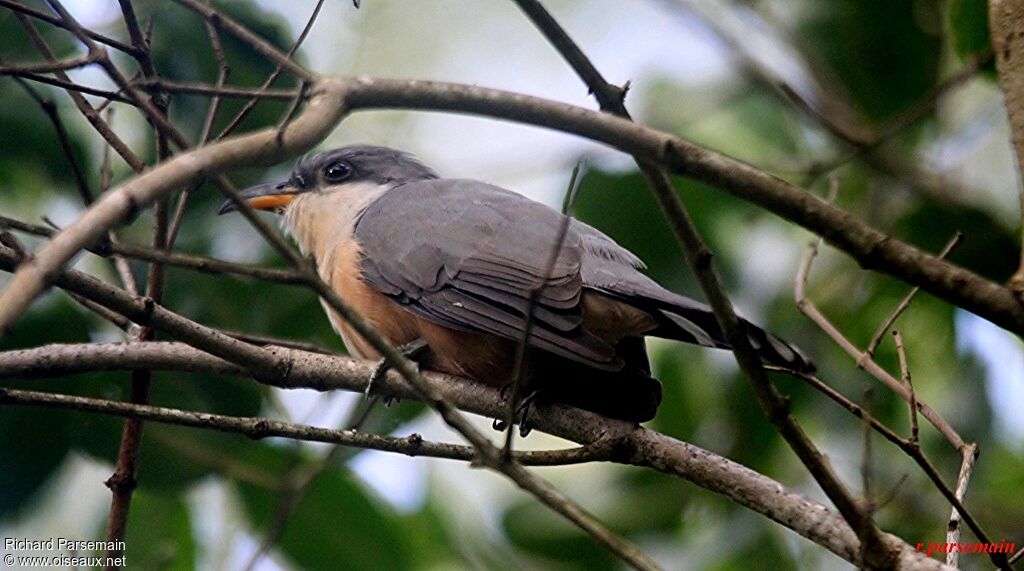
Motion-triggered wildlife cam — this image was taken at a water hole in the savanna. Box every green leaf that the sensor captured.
[0,298,101,517]
[233,444,414,571]
[123,490,197,571]
[950,0,991,60]
[503,498,616,570]
[797,0,943,122]
[0,406,75,518]
[73,370,264,494]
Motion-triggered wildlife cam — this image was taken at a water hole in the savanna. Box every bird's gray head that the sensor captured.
[219,145,439,214]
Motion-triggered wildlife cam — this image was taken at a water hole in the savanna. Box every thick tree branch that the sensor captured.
[991,0,1024,295]
[337,78,1024,335]
[2,77,1023,338]
[513,1,892,566]
[0,77,348,334]
[0,341,952,570]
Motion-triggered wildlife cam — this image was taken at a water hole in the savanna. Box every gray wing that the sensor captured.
[574,220,815,371]
[354,179,618,368]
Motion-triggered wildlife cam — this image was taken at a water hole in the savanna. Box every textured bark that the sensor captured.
[991,0,1024,291]
[0,341,951,570]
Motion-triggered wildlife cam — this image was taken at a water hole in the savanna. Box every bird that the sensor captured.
[220,145,813,424]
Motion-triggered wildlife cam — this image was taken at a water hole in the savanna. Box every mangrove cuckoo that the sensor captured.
[220,145,813,423]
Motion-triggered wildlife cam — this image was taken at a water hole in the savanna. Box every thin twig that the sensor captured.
[503,163,583,453]
[98,109,140,297]
[768,366,1010,570]
[0,215,306,285]
[15,14,147,172]
[166,3,231,245]
[212,0,325,140]
[241,396,379,571]
[43,0,189,153]
[2,67,132,103]
[68,292,140,334]
[795,234,965,450]
[892,331,919,446]
[861,387,874,515]
[514,1,894,566]
[945,443,978,568]
[103,0,173,561]
[865,233,963,357]
[222,330,336,355]
[12,78,94,205]
[0,54,97,75]
[274,80,309,146]
[13,75,138,298]
[133,78,300,101]
[0,0,142,56]
[0,388,615,467]
[171,0,315,82]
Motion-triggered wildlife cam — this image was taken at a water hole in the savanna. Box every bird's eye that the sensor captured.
[323,161,352,182]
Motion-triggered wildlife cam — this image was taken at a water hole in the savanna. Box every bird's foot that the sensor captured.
[366,338,430,406]
[492,387,541,437]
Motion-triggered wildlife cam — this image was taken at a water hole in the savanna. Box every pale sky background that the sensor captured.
[2,1,1023,570]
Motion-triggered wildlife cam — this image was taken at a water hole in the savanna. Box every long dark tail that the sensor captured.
[652,296,815,373]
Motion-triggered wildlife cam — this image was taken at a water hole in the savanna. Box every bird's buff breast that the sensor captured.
[285,191,516,383]
[321,243,517,384]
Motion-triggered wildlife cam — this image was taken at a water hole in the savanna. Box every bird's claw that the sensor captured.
[492,387,540,437]
[366,338,430,405]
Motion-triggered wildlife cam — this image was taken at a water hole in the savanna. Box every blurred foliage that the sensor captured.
[950,0,992,61]
[796,0,942,124]
[121,491,197,571]
[233,444,414,571]
[1,1,1022,570]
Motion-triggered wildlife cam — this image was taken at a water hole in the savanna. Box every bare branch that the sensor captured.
[0,340,955,569]
[166,2,231,246]
[503,162,583,452]
[170,0,314,82]
[15,13,147,171]
[768,367,1008,570]
[103,0,175,556]
[0,387,614,467]
[0,77,347,334]
[219,330,335,356]
[213,0,325,139]
[134,79,300,101]
[861,388,875,514]
[338,77,1024,336]
[865,233,963,357]
[0,54,97,75]
[2,75,1022,337]
[0,0,142,56]
[990,0,1024,296]
[12,78,95,205]
[945,444,979,568]
[513,1,894,566]
[2,68,132,103]
[795,235,965,450]
[892,331,919,446]
[0,214,306,285]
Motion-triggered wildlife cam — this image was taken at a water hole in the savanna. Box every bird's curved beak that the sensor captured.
[217,182,301,215]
